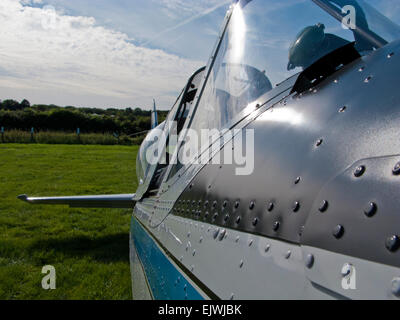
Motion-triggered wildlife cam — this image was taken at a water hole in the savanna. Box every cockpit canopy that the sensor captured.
[190,0,400,139]
[138,0,400,191]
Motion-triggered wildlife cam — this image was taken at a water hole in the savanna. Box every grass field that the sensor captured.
[0,144,139,299]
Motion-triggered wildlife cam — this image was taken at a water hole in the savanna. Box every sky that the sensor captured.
[0,0,231,110]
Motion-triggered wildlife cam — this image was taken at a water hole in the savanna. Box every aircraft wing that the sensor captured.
[17,194,136,209]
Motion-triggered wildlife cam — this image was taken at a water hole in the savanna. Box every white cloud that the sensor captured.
[0,0,204,109]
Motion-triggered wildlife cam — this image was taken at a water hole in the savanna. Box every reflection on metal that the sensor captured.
[258,108,303,125]
[229,5,246,64]
[17,194,136,208]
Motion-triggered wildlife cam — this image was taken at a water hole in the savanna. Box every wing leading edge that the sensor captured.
[17,194,136,209]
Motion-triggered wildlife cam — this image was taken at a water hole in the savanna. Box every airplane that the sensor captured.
[18,0,400,300]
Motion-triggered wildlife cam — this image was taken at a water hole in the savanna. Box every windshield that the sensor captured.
[189,0,400,142]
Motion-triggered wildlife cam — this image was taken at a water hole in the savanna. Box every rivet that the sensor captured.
[235,236,240,243]
[213,229,220,240]
[285,250,291,259]
[239,260,244,268]
[223,200,228,208]
[252,218,258,226]
[354,165,366,177]
[305,254,314,269]
[295,177,301,185]
[391,278,400,297]
[224,214,229,222]
[230,293,235,300]
[334,79,339,83]
[364,75,372,83]
[293,201,300,212]
[249,201,255,210]
[364,202,377,218]
[236,216,241,224]
[199,236,203,243]
[234,201,240,209]
[339,106,347,113]
[393,162,400,175]
[212,201,217,208]
[299,226,305,237]
[192,250,196,256]
[204,211,209,218]
[219,229,226,241]
[189,184,193,189]
[212,213,218,221]
[187,232,191,238]
[319,200,329,213]
[386,235,400,252]
[333,225,345,239]
[358,66,365,72]
[249,240,253,247]
[204,201,209,207]
[273,221,280,232]
[265,245,271,253]
[267,202,274,212]
[316,139,323,147]
[388,52,395,59]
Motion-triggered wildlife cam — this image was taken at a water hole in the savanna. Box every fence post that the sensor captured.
[1,127,4,143]
[77,128,81,143]
[114,132,120,145]
[30,127,34,142]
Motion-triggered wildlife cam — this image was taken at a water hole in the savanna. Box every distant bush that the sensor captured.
[0,130,146,146]
[0,99,168,136]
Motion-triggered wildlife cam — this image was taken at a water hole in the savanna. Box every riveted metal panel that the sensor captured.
[302,246,400,300]
[302,156,400,268]
[171,40,400,265]
[133,39,400,299]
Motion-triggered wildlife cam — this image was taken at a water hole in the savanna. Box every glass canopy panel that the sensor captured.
[189,0,400,145]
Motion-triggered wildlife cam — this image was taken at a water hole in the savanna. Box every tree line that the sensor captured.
[0,99,168,135]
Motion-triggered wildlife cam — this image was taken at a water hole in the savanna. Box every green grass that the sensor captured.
[0,144,139,299]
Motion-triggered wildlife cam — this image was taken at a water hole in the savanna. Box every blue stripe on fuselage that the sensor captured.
[131,217,204,300]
